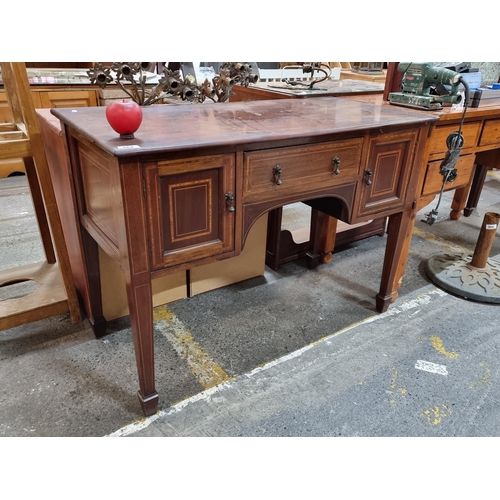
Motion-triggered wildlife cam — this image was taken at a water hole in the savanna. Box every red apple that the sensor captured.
[105,99,143,139]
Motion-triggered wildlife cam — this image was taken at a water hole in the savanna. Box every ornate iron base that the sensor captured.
[425,252,500,304]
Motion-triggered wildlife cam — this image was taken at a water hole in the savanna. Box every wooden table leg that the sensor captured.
[80,227,107,337]
[265,207,284,271]
[376,209,416,313]
[120,164,159,416]
[464,150,500,217]
[464,164,488,217]
[126,272,158,417]
[450,185,471,220]
[306,209,338,269]
[318,214,338,265]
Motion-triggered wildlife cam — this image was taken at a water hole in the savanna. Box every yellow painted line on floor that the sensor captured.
[388,367,407,405]
[429,335,460,359]
[108,288,449,437]
[412,226,470,254]
[469,362,491,390]
[420,404,452,426]
[153,305,231,389]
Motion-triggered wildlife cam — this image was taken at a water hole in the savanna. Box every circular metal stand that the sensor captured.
[426,253,500,303]
[425,211,500,304]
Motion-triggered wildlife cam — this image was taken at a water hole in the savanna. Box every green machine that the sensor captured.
[389,63,471,225]
[388,62,465,110]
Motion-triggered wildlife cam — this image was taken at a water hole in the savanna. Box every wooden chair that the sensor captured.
[0,62,81,329]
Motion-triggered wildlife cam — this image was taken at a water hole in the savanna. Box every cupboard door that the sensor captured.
[145,154,236,269]
[358,130,417,217]
[38,90,98,108]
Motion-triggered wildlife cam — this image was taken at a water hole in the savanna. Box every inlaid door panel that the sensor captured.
[357,130,417,217]
[145,154,235,269]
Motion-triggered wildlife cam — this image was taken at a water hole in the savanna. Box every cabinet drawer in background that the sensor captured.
[1,90,41,122]
[421,154,476,197]
[479,119,500,147]
[428,122,481,156]
[243,138,363,202]
[38,90,98,108]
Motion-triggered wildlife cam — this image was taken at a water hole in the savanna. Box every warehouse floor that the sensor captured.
[1,172,500,439]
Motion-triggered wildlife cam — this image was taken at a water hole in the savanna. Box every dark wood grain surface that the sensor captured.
[344,93,500,122]
[52,98,437,157]
[231,78,385,100]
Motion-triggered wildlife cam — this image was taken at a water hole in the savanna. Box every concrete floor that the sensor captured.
[1,172,500,438]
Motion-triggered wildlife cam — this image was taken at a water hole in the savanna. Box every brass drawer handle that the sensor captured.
[332,156,340,175]
[225,192,235,212]
[273,165,282,185]
[364,169,373,185]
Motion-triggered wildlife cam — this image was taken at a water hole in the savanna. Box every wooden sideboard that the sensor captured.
[52,98,437,416]
[0,87,98,122]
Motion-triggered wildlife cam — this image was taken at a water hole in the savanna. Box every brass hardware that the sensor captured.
[273,165,283,185]
[364,168,373,185]
[332,156,341,175]
[225,192,235,212]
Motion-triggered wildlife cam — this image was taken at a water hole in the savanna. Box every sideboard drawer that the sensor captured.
[243,138,363,202]
[428,121,481,155]
[421,154,476,197]
[479,119,500,147]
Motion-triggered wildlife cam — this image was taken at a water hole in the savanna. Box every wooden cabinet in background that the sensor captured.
[0,88,99,177]
[38,90,98,109]
[0,91,14,122]
[0,88,99,124]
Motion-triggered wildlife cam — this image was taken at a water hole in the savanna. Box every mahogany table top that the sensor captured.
[52,97,437,157]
